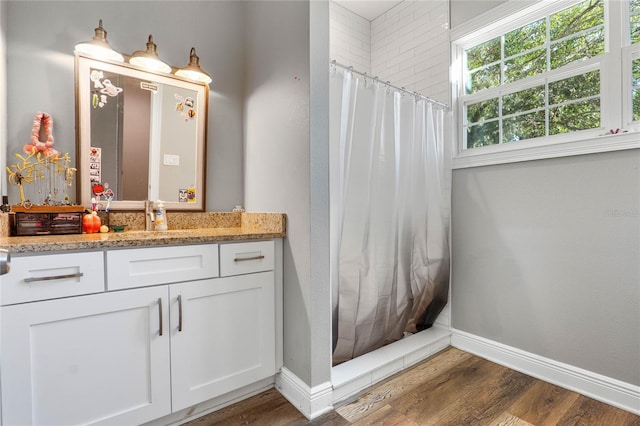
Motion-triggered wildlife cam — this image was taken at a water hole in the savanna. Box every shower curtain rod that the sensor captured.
[331,60,449,110]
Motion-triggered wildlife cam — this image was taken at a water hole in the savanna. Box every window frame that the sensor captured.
[451,0,640,169]
[623,47,640,126]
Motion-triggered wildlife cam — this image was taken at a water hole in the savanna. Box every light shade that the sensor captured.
[129,35,171,73]
[75,20,124,62]
[175,48,212,84]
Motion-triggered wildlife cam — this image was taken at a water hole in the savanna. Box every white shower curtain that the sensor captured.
[330,66,450,364]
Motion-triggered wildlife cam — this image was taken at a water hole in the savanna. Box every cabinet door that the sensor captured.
[170,272,276,411]
[1,287,171,426]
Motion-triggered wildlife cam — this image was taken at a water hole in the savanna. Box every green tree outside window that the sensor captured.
[462,0,605,148]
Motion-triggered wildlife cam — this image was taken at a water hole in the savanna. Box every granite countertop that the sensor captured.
[0,212,286,254]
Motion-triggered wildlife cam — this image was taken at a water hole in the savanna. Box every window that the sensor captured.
[634,56,640,120]
[452,0,640,167]
[632,0,640,44]
[630,0,640,121]
[466,70,601,147]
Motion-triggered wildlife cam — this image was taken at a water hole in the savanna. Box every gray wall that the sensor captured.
[308,0,332,388]
[5,1,245,211]
[0,1,6,195]
[243,0,331,387]
[451,150,640,385]
[449,0,640,388]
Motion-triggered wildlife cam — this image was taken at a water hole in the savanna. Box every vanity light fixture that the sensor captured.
[129,35,172,73]
[74,20,124,62]
[175,47,213,84]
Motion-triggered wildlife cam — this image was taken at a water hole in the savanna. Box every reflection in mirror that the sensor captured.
[76,54,207,211]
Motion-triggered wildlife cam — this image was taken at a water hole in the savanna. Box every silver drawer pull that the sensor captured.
[24,272,84,283]
[177,295,183,332]
[233,255,265,262]
[158,298,163,336]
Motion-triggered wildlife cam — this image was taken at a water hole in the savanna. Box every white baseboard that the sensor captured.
[275,368,333,420]
[451,329,640,416]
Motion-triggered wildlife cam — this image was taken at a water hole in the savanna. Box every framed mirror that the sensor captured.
[75,54,207,210]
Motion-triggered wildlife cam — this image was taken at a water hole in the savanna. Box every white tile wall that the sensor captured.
[329,0,450,105]
[329,2,371,73]
[371,0,450,106]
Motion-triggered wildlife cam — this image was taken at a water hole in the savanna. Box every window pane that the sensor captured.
[634,57,640,120]
[632,14,640,45]
[549,98,600,135]
[549,71,600,105]
[467,121,499,148]
[550,0,604,41]
[504,19,546,57]
[467,98,499,124]
[550,27,604,69]
[467,64,500,94]
[502,85,545,116]
[465,37,501,71]
[503,111,546,142]
[504,48,546,83]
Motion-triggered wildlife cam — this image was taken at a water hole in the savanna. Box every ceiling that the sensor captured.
[332,0,405,21]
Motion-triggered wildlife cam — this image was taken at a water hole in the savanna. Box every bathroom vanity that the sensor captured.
[0,213,285,425]
[0,23,292,425]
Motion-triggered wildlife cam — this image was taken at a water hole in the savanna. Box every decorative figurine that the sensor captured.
[6,112,77,207]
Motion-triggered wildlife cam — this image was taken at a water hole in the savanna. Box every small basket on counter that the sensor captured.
[10,205,85,236]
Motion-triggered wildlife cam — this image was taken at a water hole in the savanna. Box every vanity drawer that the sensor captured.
[106,244,219,290]
[1,252,105,305]
[219,241,274,277]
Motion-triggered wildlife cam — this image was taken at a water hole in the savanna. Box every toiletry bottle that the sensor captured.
[154,201,168,231]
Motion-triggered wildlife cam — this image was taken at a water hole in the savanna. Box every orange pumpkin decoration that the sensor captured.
[83,212,102,233]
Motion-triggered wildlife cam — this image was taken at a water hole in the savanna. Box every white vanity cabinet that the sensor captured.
[109,241,277,412]
[170,271,275,411]
[1,286,172,426]
[1,240,281,426]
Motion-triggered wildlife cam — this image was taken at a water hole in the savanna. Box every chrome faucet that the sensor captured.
[0,248,10,275]
[144,200,155,231]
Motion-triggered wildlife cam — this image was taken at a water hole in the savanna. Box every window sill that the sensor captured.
[452,131,640,169]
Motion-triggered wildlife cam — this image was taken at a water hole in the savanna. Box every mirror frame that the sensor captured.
[75,53,208,211]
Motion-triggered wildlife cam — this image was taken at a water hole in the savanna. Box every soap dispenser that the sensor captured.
[154,201,168,231]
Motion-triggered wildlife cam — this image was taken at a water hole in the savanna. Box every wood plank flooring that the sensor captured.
[184,347,640,426]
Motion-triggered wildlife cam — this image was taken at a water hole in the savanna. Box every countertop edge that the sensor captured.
[5,233,285,254]
[0,213,287,253]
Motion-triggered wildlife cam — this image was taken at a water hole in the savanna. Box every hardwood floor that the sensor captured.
[184,347,640,426]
